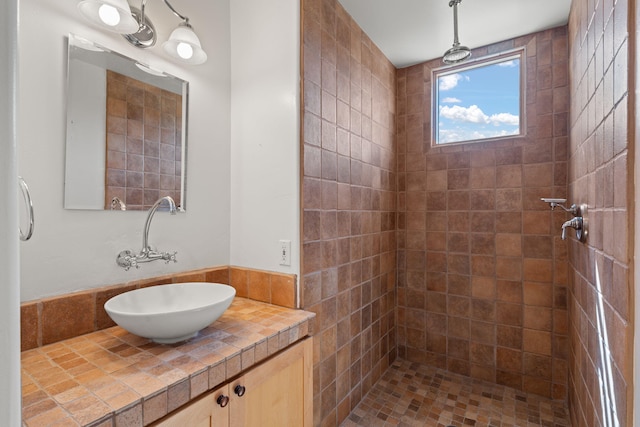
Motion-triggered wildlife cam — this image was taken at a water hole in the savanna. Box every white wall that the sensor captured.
[18,0,232,301]
[18,0,302,301]
[229,0,301,278]
[1,0,22,423]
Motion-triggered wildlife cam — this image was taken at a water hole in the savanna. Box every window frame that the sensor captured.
[431,47,526,147]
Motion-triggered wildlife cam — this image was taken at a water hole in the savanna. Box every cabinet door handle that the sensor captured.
[234,385,246,397]
[216,395,229,407]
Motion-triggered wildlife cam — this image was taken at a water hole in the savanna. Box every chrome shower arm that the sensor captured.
[450,0,461,46]
[443,0,470,64]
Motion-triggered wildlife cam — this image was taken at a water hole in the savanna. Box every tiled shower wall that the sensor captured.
[301,0,397,425]
[105,71,182,210]
[567,0,633,425]
[396,28,570,400]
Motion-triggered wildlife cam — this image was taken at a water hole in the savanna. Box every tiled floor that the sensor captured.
[341,359,570,427]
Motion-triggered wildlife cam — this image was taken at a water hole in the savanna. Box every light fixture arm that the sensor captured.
[138,0,189,28]
[139,0,147,26]
[161,0,189,23]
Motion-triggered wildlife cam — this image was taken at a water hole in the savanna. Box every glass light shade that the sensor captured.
[77,0,139,34]
[162,24,207,65]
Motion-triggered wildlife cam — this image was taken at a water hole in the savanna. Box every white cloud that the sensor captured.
[439,104,519,126]
[438,74,464,91]
[441,97,461,103]
[439,104,487,123]
[497,60,518,67]
[488,112,519,126]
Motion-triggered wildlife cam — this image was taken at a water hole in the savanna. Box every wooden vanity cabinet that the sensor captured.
[153,337,312,427]
[228,336,311,427]
[153,384,229,427]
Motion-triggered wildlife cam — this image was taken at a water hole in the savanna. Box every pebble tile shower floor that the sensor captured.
[340,359,570,427]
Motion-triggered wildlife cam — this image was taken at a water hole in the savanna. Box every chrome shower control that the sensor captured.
[542,198,587,243]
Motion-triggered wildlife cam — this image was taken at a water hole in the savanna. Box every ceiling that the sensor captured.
[337,0,572,68]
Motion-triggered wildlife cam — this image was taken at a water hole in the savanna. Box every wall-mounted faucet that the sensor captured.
[541,198,587,242]
[561,217,583,240]
[116,196,178,270]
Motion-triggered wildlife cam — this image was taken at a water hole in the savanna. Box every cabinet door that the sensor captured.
[229,338,312,427]
[154,384,229,427]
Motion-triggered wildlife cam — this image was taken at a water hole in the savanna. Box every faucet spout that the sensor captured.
[142,196,177,253]
[116,195,179,270]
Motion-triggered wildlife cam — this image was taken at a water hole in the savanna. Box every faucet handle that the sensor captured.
[117,250,134,270]
[561,217,583,241]
[165,251,178,264]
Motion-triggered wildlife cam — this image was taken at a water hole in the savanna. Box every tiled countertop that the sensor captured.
[21,297,315,427]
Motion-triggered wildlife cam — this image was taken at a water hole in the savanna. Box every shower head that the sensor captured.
[443,0,471,65]
[443,43,471,64]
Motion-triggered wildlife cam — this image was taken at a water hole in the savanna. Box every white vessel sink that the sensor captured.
[104,282,236,344]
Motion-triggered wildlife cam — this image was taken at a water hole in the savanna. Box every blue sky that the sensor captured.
[436,56,521,144]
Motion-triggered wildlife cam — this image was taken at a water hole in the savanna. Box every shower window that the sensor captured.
[432,49,525,146]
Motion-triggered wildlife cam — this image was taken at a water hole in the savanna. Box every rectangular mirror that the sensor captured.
[64,34,188,211]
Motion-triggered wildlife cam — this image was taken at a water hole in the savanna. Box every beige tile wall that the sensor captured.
[567,0,633,425]
[105,71,182,210]
[301,0,397,425]
[395,28,570,400]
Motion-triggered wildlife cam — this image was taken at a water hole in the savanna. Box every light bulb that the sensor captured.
[98,3,120,26]
[176,42,193,59]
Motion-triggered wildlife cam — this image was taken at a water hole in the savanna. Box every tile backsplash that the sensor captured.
[20,266,297,351]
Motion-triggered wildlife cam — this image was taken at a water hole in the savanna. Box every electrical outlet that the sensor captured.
[279,239,291,266]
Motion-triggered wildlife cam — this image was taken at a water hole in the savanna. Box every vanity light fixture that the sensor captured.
[77,0,207,65]
[442,0,471,65]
